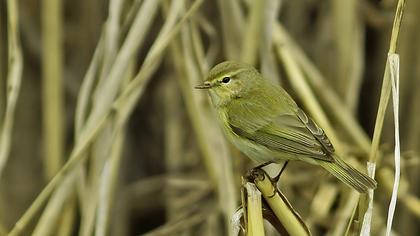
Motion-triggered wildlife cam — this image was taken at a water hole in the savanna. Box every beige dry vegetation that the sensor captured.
[0,0,419,235]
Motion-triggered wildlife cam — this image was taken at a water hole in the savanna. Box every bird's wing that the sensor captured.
[295,108,335,154]
[230,109,334,162]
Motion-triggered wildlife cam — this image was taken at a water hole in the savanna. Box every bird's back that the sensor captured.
[219,80,332,163]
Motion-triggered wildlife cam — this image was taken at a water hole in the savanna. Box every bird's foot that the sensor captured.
[244,161,289,187]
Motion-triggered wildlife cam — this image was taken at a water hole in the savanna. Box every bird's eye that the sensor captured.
[221,77,231,83]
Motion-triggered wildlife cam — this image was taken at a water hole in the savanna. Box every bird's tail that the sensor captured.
[318,155,377,193]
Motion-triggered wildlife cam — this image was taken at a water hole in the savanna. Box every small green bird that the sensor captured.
[195,61,376,193]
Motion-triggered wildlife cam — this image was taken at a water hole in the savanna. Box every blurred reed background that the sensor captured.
[0,0,419,235]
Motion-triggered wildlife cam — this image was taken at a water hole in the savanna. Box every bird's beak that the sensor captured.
[194,82,212,89]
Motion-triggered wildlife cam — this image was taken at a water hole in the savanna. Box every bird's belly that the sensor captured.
[229,134,291,164]
[218,109,303,164]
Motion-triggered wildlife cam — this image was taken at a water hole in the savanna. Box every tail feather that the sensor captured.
[319,155,377,193]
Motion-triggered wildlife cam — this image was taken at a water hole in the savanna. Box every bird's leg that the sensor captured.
[272,161,289,183]
[254,161,273,170]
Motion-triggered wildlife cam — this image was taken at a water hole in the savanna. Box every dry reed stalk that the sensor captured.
[0,0,23,180]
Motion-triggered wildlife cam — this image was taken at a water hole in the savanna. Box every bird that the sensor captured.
[195,61,376,193]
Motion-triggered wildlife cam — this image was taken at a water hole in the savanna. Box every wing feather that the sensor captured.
[296,108,335,153]
[230,112,333,162]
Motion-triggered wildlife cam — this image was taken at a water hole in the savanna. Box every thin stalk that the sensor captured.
[360,162,376,235]
[360,2,405,236]
[0,3,5,121]
[95,129,125,236]
[75,35,104,136]
[331,0,364,113]
[8,114,110,236]
[143,206,213,236]
[32,173,77,236]
[245,183,265,236]
[368,0,406,163]
[0,0,23,179]
[97,0,123,86]
[216,0,244,60]
[259,0,281,85]
[41,0,65,180]
[88,0,161,131]
[378,167,420,219]
[112,0,204,115]
[94,56,133,236]
[385,53,401,236]
[56,198,76,236]
[241,0,265,65]
[329,190,360,236]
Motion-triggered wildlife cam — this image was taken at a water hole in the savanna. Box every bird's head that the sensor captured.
[195,61,261,107]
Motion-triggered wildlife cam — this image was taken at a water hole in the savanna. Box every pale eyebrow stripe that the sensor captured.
[214,68,248,81]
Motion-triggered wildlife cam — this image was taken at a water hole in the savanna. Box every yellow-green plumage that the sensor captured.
[196,61,377,193]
